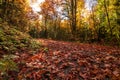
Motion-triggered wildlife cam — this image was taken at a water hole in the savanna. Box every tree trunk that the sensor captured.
[104,0,112,36]
[70,0,77,36]
[44,17,48,38]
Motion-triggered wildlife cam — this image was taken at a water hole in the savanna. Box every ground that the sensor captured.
[15,39,120,80]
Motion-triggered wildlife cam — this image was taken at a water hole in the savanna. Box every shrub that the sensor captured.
[0,22,41,54]
[0,55,18,79]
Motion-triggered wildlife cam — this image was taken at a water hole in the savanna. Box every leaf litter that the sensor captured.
[16,39,120,80]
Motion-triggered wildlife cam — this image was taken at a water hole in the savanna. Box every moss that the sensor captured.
[0,22,41,54]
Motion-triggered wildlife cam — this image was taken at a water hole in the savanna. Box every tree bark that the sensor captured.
[70,0,77,35]
[104,0,112,36]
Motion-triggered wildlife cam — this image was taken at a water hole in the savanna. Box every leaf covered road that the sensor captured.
[18,39,120,80]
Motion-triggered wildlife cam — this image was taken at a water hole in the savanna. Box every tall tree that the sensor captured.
[76,0,85,28]
[62,0,77,35]
[103,0,113,36]
[40,0,61,38]
[0,0,31,31]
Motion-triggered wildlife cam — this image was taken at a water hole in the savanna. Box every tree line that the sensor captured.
[0,0,120,46]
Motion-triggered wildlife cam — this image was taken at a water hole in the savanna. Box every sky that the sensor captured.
[85,0,97,10]
[30,0,97,12]
[30,0,44,12]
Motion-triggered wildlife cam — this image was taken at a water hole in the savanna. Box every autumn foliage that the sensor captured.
[13,39,120,79]
[0,0,120,79]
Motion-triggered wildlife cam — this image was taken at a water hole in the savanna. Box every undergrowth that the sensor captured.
[0,22,41,54]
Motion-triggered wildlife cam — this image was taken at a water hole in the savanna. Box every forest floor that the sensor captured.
[15,39,120,80]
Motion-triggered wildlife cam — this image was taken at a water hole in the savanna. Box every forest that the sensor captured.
[0,0,120,79]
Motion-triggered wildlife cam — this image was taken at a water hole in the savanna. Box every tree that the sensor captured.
[0,0,31,31]
[61,0,77,36]
[114,0,120,45]
[103,0,113,36]
[40,0,62,38]
[90,0,120,45]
